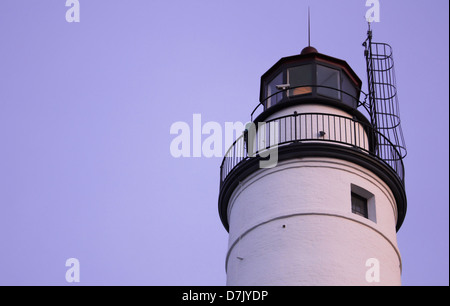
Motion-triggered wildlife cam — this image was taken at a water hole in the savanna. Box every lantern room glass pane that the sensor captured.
[317,65,341,99]
[341,74,357,108]
[287,65,313,97]
[266,72,283,108]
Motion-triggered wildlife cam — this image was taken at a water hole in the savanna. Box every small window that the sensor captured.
[351,192,368,219]
[317,65,340,99]
[351,184,376,222]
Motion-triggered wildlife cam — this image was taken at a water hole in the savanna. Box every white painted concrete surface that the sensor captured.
[226,157,401,286]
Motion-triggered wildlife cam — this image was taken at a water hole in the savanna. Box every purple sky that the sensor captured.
[0,0,448,286]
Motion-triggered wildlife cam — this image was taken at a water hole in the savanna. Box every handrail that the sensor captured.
[220,112,404,186]
[251,84,367,121]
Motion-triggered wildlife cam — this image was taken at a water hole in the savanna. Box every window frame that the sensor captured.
[350,184,376,223]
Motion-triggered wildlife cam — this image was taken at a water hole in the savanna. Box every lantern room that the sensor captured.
[258,46,363,120]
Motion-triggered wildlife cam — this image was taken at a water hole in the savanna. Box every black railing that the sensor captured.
[251,84,367,121]
[220,112,404,186]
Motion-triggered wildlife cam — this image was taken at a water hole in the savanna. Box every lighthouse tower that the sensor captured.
[218,39,407,286]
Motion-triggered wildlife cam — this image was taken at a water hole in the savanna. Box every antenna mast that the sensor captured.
[308,7,311,46]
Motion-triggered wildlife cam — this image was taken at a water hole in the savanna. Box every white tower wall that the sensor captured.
[225,157,402,286]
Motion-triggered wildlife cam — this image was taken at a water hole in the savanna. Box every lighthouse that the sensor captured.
[218,32,407,286]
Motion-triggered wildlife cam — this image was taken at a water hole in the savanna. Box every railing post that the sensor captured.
[243,129,248,155]
[294,111,298,141]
